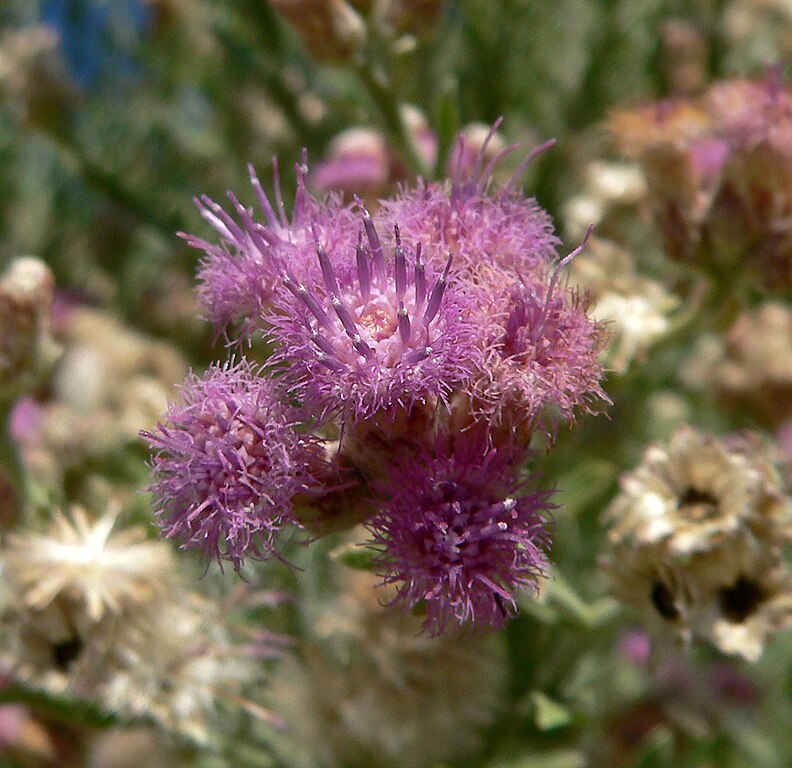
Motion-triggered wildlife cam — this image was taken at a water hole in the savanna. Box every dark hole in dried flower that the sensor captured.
[677,486,719,521]
[719,576,765,623]
[650,582,680,620]
[52,636,83,670]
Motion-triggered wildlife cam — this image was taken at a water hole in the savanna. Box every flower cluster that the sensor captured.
[602,426,792,661]
[611,75,792,291]
[145,130,607,633]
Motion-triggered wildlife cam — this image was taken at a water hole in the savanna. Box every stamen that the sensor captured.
[271,157,288,228]
[284,276,332,330]
[315,237,340,297]
[423,254,453,326]
[332,296,360,339]
[394,226,407,301]
[356,197,386,287]
[405,346,431,364]
[414,244,426,310]
[504,138,557,192]
[355,231,370,303]
[471,116,504,186]
[248,163,280,229]
[398,301,411,344]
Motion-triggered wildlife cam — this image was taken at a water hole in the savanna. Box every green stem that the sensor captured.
[0,399,27,515]
[356,62,431,179]
[0,685,119,730]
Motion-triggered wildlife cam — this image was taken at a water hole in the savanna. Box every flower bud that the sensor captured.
[269,0,367,63]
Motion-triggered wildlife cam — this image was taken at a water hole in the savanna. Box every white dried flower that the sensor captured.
[603,426,792,661]
[2,505,172,623]
[571,238,678,373]
[604,426,789,554]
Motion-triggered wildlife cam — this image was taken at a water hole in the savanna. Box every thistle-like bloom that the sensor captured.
[367,437,553,634]
[473,272,607,429]
[184,158,359,340]
[143,360,319,568]
[268,214,479,423]
[378,128,606,430]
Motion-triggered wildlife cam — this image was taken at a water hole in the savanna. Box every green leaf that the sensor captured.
[531,691,573,731]
[329,541,377,571]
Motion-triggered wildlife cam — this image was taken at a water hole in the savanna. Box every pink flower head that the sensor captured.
[182,154,358,340]
[473,252,608,430]
[267,205,480,424]
[367,436,553,634]
[377,125,560,285]
[142,360,319,569]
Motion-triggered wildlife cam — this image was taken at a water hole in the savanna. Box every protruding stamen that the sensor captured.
[504,138,557,192]
[414,243,426,310]
[316,353,346,372]
[423,254,453,326]
[394,226,407,301]
[471,116,504,184]
[311,331,339,358]
[316,238,339,297]
[405,346,432,365]
[352,334,374,359]
[544,224,593,313]
[272,157,288,227]
[356,198,386,287]
[248,163,280,229]
[332,296,360,339]
[355,231,370,303]
[397,302,411,344]
[284,276,332,330]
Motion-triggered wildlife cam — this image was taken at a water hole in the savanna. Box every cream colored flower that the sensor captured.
[571,238,678,373]
[0,507,267,743]
[604,426,789,554]
[2,505,172,623]
[603,426,792,661]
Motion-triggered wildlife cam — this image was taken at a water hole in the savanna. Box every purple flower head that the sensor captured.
[472,249,608,430]
[367,436,553,634]
[182,154,359,340]
[377,125,560,285]
[142,360,319,569]
[267,206,480,424]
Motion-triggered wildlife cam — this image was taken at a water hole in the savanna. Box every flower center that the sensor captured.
[677,486,720,522]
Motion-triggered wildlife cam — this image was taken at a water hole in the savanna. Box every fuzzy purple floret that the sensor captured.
[142,360,317,569]
[367,438,553,634]
[377,140,561,284]
[473,278,607,428]
[267,210,481,424]
[183,157,359,340]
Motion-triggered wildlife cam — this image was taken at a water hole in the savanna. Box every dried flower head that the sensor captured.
[570,238,678,373]
[268,215,479,423]
[611,75,792,289]
[0,257,58,400]
[709,302,792,428]
[367,436,553,633]
[0,508,279,742]
[604,426,789,555]
[2,505,172,623]
[603,426,792,660]
[143,360,320,568]
[269,0,366,62]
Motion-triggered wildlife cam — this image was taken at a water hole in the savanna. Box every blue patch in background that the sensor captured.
[41,0,152,88]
